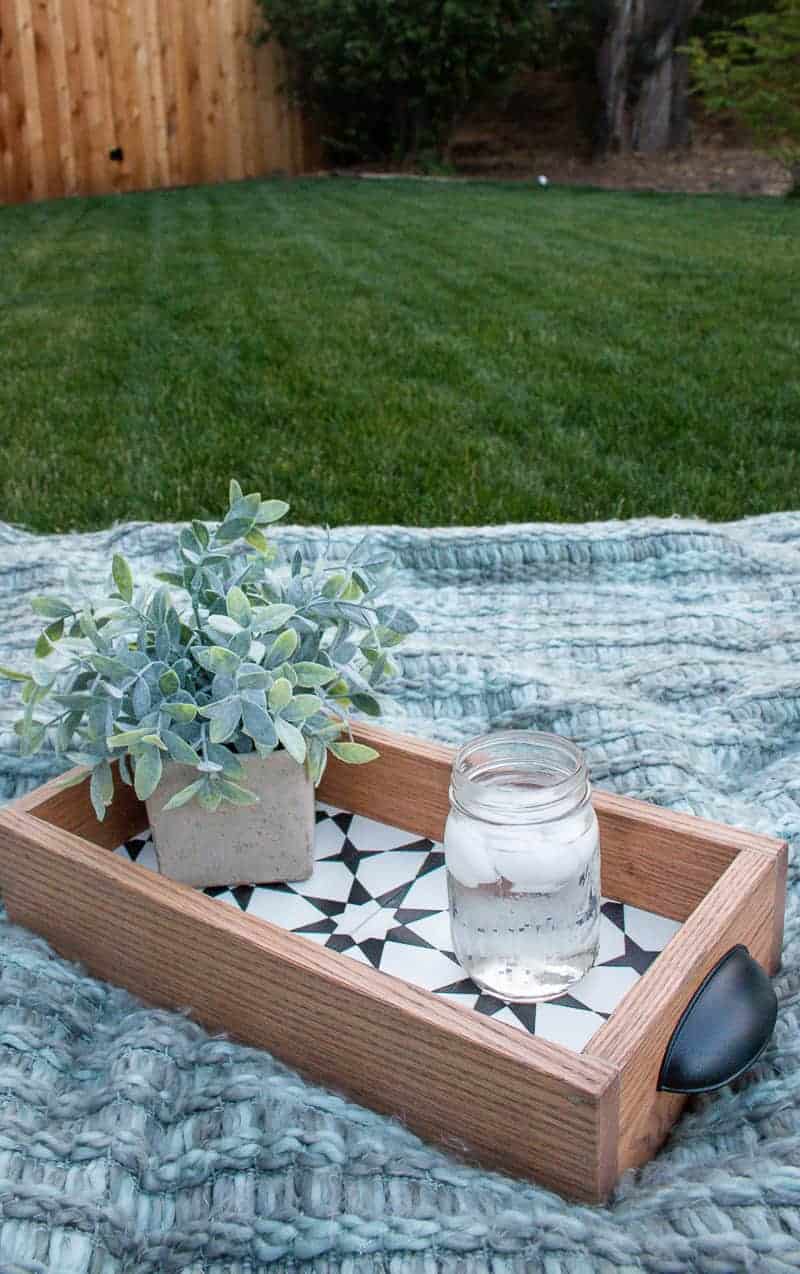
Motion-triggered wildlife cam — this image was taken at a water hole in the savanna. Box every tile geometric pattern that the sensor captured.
[115,803,681,1052]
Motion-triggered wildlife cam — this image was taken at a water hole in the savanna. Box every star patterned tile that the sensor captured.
[115,806,682,1052]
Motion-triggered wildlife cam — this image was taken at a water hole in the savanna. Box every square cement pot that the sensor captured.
[145,750,315,887]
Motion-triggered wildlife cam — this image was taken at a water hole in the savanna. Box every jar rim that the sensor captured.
[449,730,589,825]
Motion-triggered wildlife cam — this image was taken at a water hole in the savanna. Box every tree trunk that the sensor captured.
[596,0,704,155]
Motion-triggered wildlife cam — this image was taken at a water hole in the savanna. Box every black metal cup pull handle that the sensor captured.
[658,945,777,1095]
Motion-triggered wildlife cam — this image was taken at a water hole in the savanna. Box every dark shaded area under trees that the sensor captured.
[256,1,787,169]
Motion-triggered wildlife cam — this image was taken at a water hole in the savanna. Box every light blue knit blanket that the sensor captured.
[1,516,799,1273]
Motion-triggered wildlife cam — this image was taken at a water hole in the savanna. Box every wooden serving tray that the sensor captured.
[0,724,787,1203]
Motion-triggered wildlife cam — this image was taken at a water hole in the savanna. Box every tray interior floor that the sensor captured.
[115,803,681,1052]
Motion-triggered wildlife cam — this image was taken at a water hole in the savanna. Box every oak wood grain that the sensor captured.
[586,848,780,1173]
[0,807,619,1202]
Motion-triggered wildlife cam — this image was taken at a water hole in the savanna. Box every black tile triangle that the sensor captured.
[385,924,434,949]
[474,993,507,1016]
[348,879,373,906]
[510,1002,538,1033]
[435,977,481,996]
[327,934,356,953]
[602,899,625,931]
[359,938,386,969]
[602,935,657,976]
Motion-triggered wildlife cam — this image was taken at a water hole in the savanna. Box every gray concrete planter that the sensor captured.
[145,750,315,888]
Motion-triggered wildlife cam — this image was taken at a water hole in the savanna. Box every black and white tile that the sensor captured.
[116,804,681,1052]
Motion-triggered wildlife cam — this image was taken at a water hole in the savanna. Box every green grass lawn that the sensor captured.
[1,177,798,532]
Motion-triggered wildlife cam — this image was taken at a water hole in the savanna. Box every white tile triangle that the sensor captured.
[623,905,681,952]
[356,851,430,900]
[245,888,328,931]
[534,1002,606,1051]
[347,814,424,852]
[399,866,448,911]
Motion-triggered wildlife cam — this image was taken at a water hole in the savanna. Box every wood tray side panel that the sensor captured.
[586,849,780,1175]
[322,725,786,922]
[14,765,147,847]
[0,808,620,1203]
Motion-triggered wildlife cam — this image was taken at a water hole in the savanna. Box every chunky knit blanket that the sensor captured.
[1,516,799,1274]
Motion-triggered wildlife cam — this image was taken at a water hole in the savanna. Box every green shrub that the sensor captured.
[685,0,800,191]
[256,0,538,161]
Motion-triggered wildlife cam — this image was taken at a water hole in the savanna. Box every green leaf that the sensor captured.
[44,619,65,643]
[112,554,134,603]
[132,678,152,717]
[229,478,243,506]
[293,662,338,688]
[228,493,261,522]
[140,733,168,751]
[240,700,278,748]
[107,726,153,749]
[0,665,31,682]
[329,742,380,765]
[90,653,134,682]
[206,742,245,779]
[268,677,293,712]
[55,769,92,792]
[199,695,241,743]
[253,603,296,632]
[197,783,223,812]
[322,572,347,598]
[162,779,205,812]
[266,628,299,667]
[281,694,322,723]
[31,596,73,620]
[236,664,270,690]
[89,760,114,820]
[256,499,289,525]
[352,692,381,717]
[217,779,260,806]
[159,668,180,696]
[275,717,306,764]
[160,701,197,723]
[134,747,163,801]
[305,736,328,786]
[206,613,243,637]
[375,605,418,636]
[226,586,252,627]
[34,632,53,659]
[244,528,269,555]
[214,517,255,545]
[191,519,210,549]
[192,645,240,676]
[162,729,202,765]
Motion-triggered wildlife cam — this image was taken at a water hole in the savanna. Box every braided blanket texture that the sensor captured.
[1,515,799,1274]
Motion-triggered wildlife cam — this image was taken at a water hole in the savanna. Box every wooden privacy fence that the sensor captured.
[0,0,315,206]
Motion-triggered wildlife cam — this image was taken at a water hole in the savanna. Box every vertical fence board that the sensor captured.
[31,0,65,198]
[12,0,46,198]
[47,0,77,195]
[0,0,310,205]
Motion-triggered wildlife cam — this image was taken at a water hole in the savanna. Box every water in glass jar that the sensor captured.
[445,804,600,1001]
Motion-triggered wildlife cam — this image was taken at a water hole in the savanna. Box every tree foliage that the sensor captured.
[685,0,800,188]
[256,0,538,162]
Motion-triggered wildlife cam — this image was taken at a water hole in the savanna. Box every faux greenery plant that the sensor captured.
[1,482,417,819]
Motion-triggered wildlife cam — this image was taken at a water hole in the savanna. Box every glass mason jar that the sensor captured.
[444,730,600,1002]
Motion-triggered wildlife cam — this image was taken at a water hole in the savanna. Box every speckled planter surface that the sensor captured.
[145,750,315,887]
